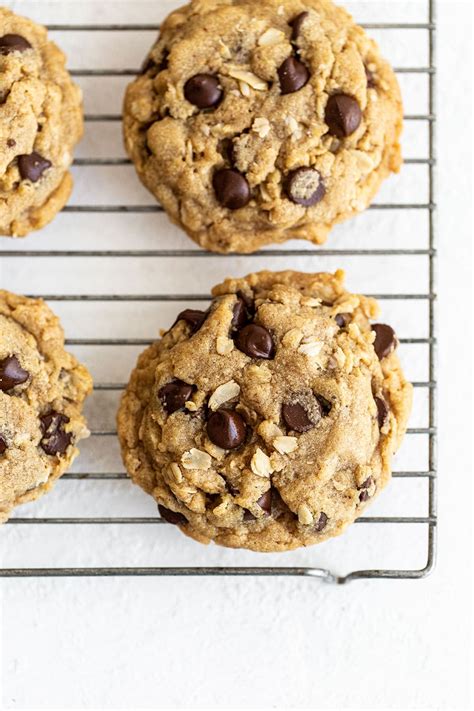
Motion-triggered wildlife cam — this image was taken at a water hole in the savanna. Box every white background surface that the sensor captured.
[0,0,472,708]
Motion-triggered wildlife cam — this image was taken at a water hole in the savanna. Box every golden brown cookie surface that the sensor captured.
[0,291,92,522]
[0,8,83,237]
[117,270,412,552]
[123,0,402,253]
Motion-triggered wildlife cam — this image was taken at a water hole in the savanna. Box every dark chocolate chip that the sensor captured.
[359,476,373,490]
[231,290,254,330]
[213,168,250,209]
[207,408,246,449]
[282,402,317,432]
[0,355,29,391]
[359,489,370,502]
[18,152,51,182]
[285,167,325,206]
[325,94,362,137]
[7,139,16,148]
[175,309,207,334]
[0,436,7,454]
[289,11,309,40]
[231,298,248,330]
[278,56,310,94]
[315,512,328,532]
[159,380,195,414]
[158,504,187,525]
[236,289,255,314]
[375,396,388,429]
[372,323,398,359]
[39,412,72,456]
[365,65,376,88]
[335,312,351,328]
[235,324,275,359]
[257,489,272,515]
[0,34,32,55]
[184,74,223,109]
[243,489,272,521]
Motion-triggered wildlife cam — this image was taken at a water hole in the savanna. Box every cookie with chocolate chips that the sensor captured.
[123,0,402,253]
[0,291,92,523]
[0,7,83,237]
[117,270,412,552]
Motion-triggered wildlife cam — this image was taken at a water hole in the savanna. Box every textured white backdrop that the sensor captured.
[0,0,472,708]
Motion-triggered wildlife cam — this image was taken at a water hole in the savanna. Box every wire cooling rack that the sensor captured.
[0,0,437,582]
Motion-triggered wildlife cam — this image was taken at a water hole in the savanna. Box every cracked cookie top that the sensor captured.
[123,0,402,253]
[0,7,83,237]
[117,270,412,552]
[0,291,92,522]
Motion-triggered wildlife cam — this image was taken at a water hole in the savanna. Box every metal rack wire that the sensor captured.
[0,0,437,582]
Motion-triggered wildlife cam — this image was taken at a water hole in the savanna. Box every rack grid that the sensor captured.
[0,0,437,582]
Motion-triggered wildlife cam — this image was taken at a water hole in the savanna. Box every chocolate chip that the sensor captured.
[231,291,254,330]
[335,312,351,328]
[359,476,373,490]
[213,169,250,209]
[231,298,248,330]
[285,167,325,206]
[315,512,328,532]
[375,396,388,429]
[207,408,246,449]
[289,11,309,40]
[236,289,255,313]
[372,323,398,359]
[0,436,7,454]
[158,504,187,525]
[257,489,272,515]
[0,34,32,55]
[365,65,376,88]
[39,412,72,456]
[325,94,362,137]
[278,56,310,94]
[159,380,195,414]
[175,309,207,334]
[184,74,223,109]
[359,489,370,502]
[282,402,317,432]
[235,324,275,359]
[244,489,272,521]
[18,152,51,182]
[7,139,16,148]
[0,355,29,391]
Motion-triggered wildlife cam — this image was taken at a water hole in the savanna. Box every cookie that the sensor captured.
[0,291,93,523]
[117,270,412,552]
[0,7,83,237]
[123,0,402,253]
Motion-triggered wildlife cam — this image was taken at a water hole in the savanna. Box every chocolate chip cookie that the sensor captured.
[0,7,83,237]
[117,270,412,552]
[0,291,92,523]
[123,0,402,253]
